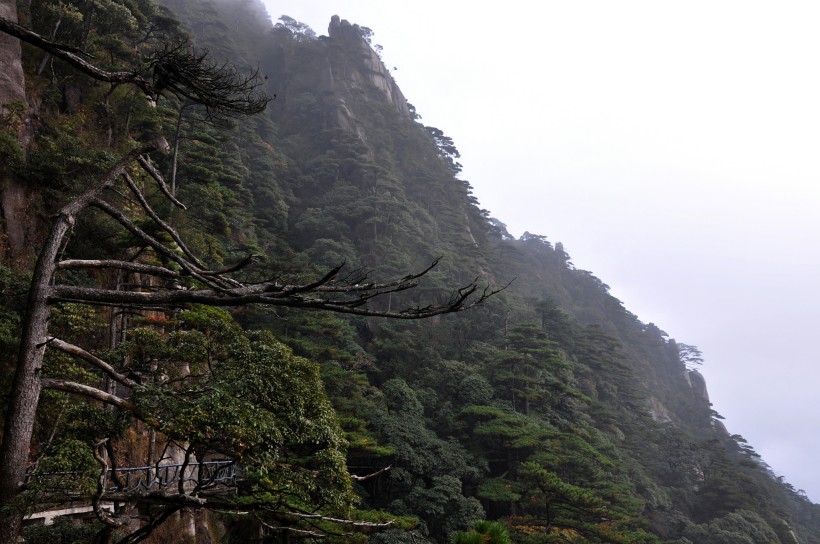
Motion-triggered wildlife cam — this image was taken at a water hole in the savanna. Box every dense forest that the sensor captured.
[1,1,819,542]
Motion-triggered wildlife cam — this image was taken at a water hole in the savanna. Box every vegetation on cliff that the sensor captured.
[1,0,819,542]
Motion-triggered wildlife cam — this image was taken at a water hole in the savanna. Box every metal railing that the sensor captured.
[105,460,238,493]
[30,460,239,494]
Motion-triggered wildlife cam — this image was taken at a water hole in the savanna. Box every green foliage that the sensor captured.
[680,510,781,544]
[26,439,97,498]
[452,520,512,544]
[0,266,27,353]
[460,404,551,448]
[0,128,25,172]
[477,478,522,503]
[513,460,657,543]
[25,114,118,196]
[127,309,355,510]
[372,379,482,482]
[36,438,97,476]
[32,0,140,50]
[397,475,484,538]
[22,516,102,544]
[275,15,317,41]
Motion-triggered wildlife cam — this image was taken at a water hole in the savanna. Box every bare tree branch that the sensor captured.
[313,258,441,293]
[117,504,182,544]
[145,41,272,118]
[63,148,158,216]
[253,516,326,538]
[268,509,395,528]
[179,444,195,496]
[201,254,256,276]
[92,439,128,528]
[49,279,496,318]
[350,465,391,481]
[57,259,181,278]
[120,172,233,286]
[89,197,234,292]
[41,378,141,416]
[274,263,344,296]
[47,337,138,388]
[0,15,153,93]
[0,16,272,118]
[136,156,186,210]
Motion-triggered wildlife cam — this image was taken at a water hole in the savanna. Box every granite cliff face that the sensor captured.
[256,14,413,163]
[0,0,25,110]
[686,369,710,402]
[314,14,412,159]
[0,0,34,266]
[327,14,410,120]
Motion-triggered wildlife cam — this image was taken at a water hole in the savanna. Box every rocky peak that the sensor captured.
[686,369,710,403]
[326,15,410,119]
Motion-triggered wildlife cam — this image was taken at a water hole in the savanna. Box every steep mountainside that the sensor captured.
[1,0,819,542]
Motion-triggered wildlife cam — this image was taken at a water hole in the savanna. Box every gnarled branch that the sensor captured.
[136,156,186,210]
[92,439,128,528]
[0,16,272,118]
[350,465,391,481]
[47,337,137,388]
[49,275,497,319]
[0,16,153,93]
[120,172,230,286]
[89,197,234,292]
[57,259,180,278]
[41,378,141,416]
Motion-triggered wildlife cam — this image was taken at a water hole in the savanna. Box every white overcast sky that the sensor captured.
[260,0,820,502]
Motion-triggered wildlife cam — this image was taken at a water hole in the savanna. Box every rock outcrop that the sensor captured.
[648,395,672,423]
[0,0,34,266]
[0,1,25,110]
[327,15,410,119]
[686,369,710,403]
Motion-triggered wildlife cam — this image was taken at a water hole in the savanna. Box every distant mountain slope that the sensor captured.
[156,1,820,542]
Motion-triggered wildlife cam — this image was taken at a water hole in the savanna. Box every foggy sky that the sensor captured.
[260,0,820,502]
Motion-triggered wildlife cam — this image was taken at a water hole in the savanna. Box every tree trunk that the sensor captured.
[0,5,38,537]
[0,214,63,542]
[0,148,150,543]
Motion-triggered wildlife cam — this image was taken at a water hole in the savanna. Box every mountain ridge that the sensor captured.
[163,3,820,541]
